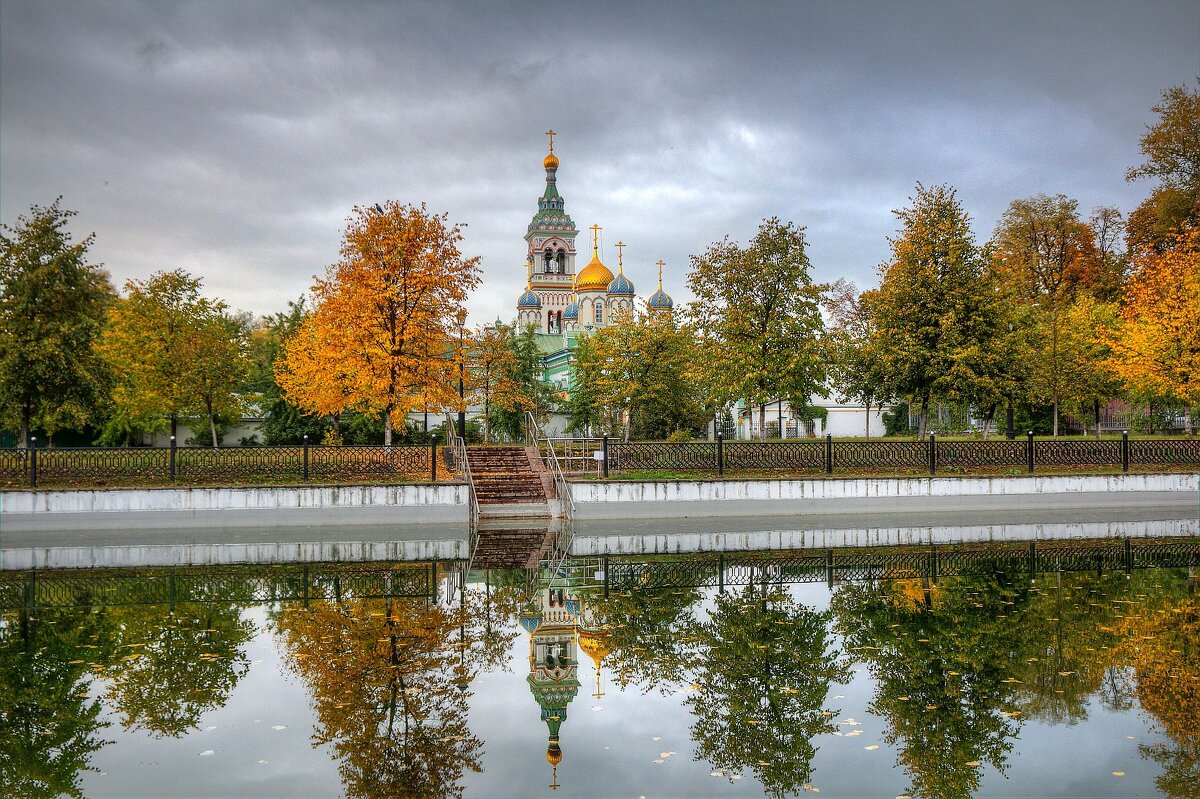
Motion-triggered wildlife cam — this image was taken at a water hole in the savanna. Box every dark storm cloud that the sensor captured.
[2,0,1197,321]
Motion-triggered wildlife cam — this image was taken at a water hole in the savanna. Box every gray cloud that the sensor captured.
[2,0,1197,322]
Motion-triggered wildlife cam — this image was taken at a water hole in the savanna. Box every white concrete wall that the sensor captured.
[570,473,1200,519]
[1,484,467,516]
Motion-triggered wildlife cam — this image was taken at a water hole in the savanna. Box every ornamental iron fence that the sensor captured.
[595,434,1200,477]
[0,441,456,489]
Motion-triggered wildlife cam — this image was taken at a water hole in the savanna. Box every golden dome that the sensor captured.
[546,743,563,765]
[575,254,614,292]
[544,151,560,170]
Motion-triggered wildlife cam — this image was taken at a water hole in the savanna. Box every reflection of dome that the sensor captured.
[578,629,612,664]
[520,611,543,633]
[607,271,635,296]
[546,742,562,765]
[518,288,541,309]
[544,151,560,170]
[575,255,614,292]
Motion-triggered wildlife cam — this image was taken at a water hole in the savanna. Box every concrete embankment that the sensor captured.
[0,483,468,532]
[568,473,1200,519]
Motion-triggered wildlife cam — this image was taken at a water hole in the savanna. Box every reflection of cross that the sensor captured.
[545,128,556,153]
[657,258,665,287]
[615,241,625,269]
[589,223,602,253]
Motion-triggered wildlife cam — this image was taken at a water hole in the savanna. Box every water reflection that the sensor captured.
[0,538,1197,798]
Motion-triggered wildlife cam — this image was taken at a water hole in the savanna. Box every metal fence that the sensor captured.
[598,433,1200,476]
[0,441,454,489]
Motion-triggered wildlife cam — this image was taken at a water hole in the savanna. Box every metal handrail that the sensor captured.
[525,412,574,520]
[445,432,479,604]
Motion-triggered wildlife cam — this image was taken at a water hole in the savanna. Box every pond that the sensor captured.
[2,536,1197,798]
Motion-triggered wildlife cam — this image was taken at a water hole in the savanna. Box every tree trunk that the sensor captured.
[917,396,929,440]
[865,399,871,438]
[209,414,218,448]
[383,406,393,446]
[1052,397,1059,440]
[982,403,996,440]
[758,404,766,443]
[19,403,31,449]
[1095,398,1102,440]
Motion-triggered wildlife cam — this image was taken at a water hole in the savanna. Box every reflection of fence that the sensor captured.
[0,442,455,489]
[0,562,442,611]
[600,435,1200,476]
[596,537,1199,594]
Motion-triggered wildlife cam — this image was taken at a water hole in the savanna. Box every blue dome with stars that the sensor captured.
[518,288,542,308]
[564,299,580,320]
[607,272,635,297]
[648,288,673,309]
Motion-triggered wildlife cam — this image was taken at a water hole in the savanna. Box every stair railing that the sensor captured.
[525,411,574,521]
[445,430,479,604]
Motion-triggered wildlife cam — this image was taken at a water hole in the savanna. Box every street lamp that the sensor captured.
[456,309,468,440]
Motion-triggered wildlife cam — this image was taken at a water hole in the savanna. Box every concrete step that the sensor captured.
[478,503,550,519]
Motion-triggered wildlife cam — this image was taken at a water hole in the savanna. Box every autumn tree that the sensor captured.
[0,200,114,447]
[1126,80,1200,255]
[277,203,480,445]
[1104,227,1200,431]
[871,184,1005,438]
[989,194,1109,437]
[485,324,556,442]
[687,218,826,441]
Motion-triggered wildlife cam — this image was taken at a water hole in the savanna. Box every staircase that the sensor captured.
[467,446,551,510]
[465,446,553,568]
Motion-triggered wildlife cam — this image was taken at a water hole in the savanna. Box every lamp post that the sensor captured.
[456,309,467,440]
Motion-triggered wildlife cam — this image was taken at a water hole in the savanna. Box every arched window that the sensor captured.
[556,249,566,272]
[594,300,604,325]
[544,248,553,272]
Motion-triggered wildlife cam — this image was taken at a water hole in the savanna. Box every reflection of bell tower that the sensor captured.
[578,628,612,699]
[525,588,581,790]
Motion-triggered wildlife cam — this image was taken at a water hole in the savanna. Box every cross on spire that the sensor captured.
[545,128,556,153]
[615,241,625,272]
[657,259,665,289]
[590,223,602,255]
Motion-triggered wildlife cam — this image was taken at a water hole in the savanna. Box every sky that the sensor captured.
[2,1,1198,325]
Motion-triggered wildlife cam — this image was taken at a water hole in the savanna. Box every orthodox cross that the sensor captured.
[590,223,602,253]
[545,128,556,153]
[615,241,625,271]
[657,259,665,288]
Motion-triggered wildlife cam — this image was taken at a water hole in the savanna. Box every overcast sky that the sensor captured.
[2,1,1197,324]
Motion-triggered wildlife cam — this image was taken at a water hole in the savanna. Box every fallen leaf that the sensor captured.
[198,750,214,756]
[865,744,880,751]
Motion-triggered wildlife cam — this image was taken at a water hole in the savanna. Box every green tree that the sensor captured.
[587,586,702,693]
[98,269,248,445]
[823,280,890,436]
[488,324,555,441]
[0,200,114,447]
[687,218,826,441]
[246,298,330,444]
[871,184,1003,438]
[1126,80,1200,255]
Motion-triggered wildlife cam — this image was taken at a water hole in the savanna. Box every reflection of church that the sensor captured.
[520,585,612,790]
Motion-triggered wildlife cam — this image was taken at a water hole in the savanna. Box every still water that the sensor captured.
[2,539,1198,799]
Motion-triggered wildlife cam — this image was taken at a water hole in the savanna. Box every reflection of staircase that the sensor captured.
[465,446,553,569]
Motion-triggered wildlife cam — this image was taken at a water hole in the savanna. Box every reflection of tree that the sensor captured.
[100,603,253,737]
[460,572,525,674]
[587,587,701,693]
[1007,571,1134,724]
[688,586,848,798]
[277,598,482,799]
[833,576,1030,799]
[0,609,116,799]
[1121,595,1200,798]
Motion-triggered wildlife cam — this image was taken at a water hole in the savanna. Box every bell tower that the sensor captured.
[520,129,579,334]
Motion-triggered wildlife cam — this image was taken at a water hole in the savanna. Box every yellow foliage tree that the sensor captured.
[277,203,480,445]
[1105,227,1200,429]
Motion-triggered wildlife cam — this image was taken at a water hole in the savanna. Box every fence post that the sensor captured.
[929,543,938,585]
[718,553,725,594]
[430,439,438,482]
[1026,431,1035,473]
[601,435,609,479]
[603,554,610,598]
[1121,430,1129,473]
[1028,540,1037,582]
[826,548,834,588]
[169,436,177,484]
[716,434,724,477]
[302,435,310,481]
[1124,538,1133,575]
[825,433,833,475]
[928,433,936,477]
[28,437,37,489]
